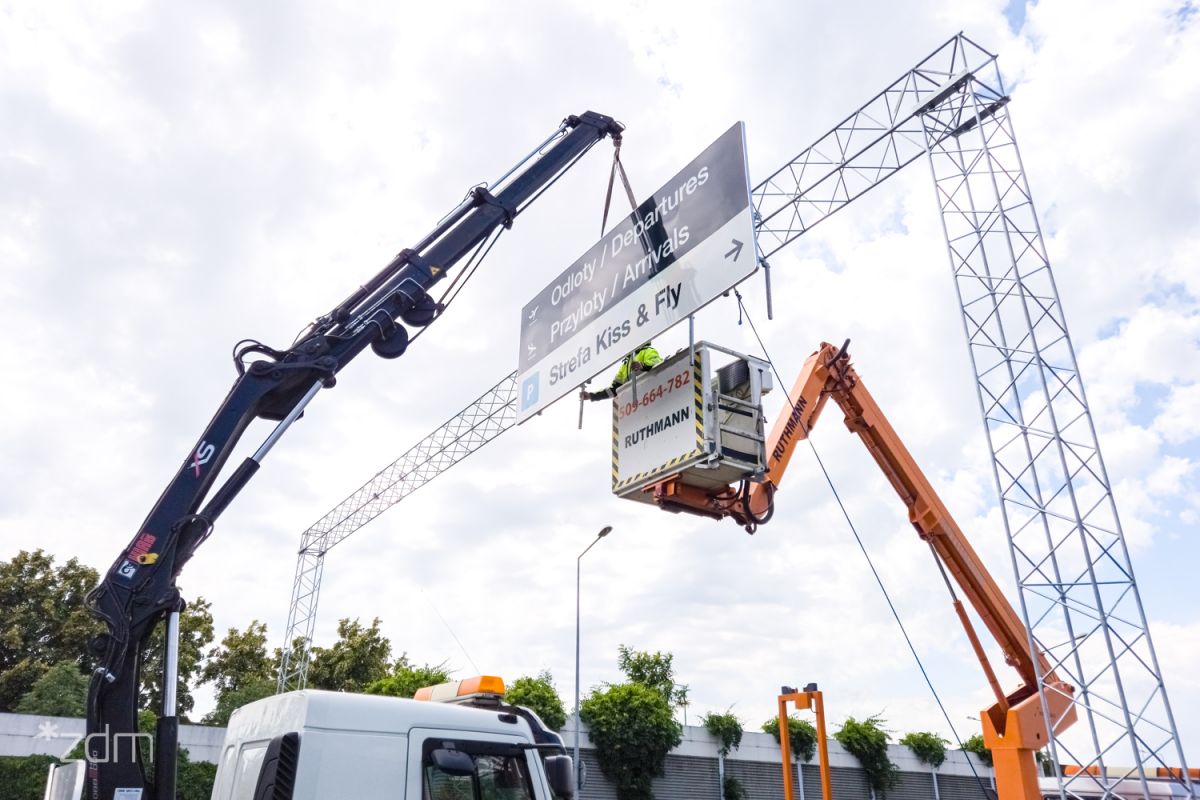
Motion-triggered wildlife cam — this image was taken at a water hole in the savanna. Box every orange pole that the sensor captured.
[778,695,795,800]
[812,692,833,800]
[777,690,832,800]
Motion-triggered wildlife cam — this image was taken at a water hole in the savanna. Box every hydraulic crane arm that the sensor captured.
[649,341,1076,800]
[83,111,623,800]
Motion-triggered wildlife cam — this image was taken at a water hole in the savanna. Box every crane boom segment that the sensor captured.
[83,112,623,800]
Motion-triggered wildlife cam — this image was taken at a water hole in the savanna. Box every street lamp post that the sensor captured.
[575,525,612,790]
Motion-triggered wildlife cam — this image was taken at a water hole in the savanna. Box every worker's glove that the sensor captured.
[631,361,646,373]
[582,388,614,402]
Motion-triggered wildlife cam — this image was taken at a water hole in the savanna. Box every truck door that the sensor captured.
[406,728,550,800]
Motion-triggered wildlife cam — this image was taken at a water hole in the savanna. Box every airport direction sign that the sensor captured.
[515,121,756,422]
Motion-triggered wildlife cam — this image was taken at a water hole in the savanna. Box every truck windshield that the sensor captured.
[423,742,535,800]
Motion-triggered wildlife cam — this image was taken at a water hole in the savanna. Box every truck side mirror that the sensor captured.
[430,748,475,777]
[543,755,576,799]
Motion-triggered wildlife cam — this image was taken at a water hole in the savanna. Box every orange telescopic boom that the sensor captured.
[646,341,1076,800]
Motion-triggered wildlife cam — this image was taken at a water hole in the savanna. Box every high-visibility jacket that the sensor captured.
[609,346,662,390]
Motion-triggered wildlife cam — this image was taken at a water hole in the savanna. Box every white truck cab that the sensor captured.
[211,677,576,800]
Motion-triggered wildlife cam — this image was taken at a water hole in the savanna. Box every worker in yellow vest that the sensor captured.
[581,343,663,401]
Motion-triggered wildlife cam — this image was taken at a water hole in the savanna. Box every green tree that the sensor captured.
[307,618,392,692]
[201,620,274,694]
[138,597,214,719]
[504,671,567,731]
[200,620,278,725]
[762,714,818,762]
[959,733,993,767]
[900,731,948,768]
[0,550,102,710]
[616,645,688,707]
[834,716,899,796]
[15,660,88,717]
[364,657,451,700]
[202,675,276,726]
[0,660,50,716]
[581,682,682,800]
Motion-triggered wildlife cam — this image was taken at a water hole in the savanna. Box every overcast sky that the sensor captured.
[2,0,1198,768]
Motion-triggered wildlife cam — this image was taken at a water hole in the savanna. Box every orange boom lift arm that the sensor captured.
[648,341,1076,800]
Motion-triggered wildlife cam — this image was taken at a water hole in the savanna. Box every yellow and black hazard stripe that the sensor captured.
[611,397,620,489]
[612,447,705,492]
[612,358,707,492]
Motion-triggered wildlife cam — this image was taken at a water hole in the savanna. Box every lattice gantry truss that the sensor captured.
[279,34,1192,799]
[276,373,518,691]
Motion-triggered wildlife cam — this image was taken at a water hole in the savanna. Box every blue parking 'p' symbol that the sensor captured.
[520,374,540,411]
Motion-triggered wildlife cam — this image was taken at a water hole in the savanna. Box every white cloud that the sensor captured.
[1,0,1197,770]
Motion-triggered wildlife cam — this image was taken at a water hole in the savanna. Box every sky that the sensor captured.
[2,0,1198,770]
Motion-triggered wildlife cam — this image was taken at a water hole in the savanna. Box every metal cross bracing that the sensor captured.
[276,371,518,691]
[751,35,998,258]
[276,33,1193,796]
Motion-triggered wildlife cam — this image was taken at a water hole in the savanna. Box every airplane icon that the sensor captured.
[527,306,539,323]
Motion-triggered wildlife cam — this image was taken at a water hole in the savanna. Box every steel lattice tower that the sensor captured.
[278,34,1192,797]
[920,42,1192,800]
[751,34,1191,799]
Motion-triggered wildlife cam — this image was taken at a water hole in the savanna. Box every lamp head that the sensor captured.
[598,526,613,538]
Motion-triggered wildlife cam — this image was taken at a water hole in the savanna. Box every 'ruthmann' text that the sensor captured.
[624,407,691,447]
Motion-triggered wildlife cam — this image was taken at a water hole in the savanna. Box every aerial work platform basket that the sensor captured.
[611,342,772,505]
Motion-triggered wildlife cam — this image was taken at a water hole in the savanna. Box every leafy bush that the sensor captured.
[960,733,993,767]
[581,682,682,800]
[834,716,899,796]
[0,751,215,800]
[900,731,948,768]
[723,774,747,800]
[363,660,450,699]
[0,755,60,800]
[177,758,218,800]
[505,671,567,731]
[702,710,744,757]
[762,714,817,762]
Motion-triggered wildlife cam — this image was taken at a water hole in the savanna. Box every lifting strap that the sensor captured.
[600,134,639,234]
[581,136,642,430]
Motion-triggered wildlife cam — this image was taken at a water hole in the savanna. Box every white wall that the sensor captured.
[0,712,225,764]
